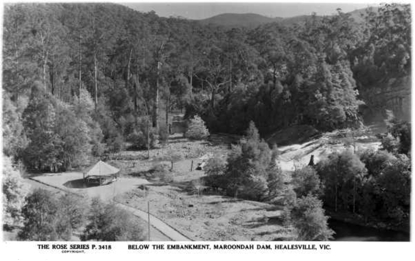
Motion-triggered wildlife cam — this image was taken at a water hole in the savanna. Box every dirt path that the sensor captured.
[115,202,191,241]
[24,178,178,241]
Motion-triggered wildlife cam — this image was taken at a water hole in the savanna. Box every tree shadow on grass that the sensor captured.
[256,228,287,237]
[169,180,190,190]
[128,171,148,178]
[144,182,170,187]
[243,215,285,229]
[63,179,88,189]
[205,199,243,205]
[167,139,188,144]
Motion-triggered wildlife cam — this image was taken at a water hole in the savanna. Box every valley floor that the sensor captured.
[14,131,390,242]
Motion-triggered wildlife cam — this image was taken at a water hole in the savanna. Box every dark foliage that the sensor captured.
[19,189,87,241]
[209,122,284,201]
[290,194,335,241]
[292,166,322,198]
[81,198,145,241]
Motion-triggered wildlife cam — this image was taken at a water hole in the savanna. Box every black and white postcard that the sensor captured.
[1,0,413,260]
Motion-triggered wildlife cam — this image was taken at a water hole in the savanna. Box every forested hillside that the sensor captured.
[2,3,411,172]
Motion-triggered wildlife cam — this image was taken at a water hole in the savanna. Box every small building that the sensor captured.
[83,161,120,186]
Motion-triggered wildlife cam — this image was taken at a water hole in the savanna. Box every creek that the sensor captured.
[329,219,410,241]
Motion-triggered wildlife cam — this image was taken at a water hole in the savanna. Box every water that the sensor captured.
[329,219,410,241]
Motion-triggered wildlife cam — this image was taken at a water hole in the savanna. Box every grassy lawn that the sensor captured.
[115,155,292,241]
[117,185,292,241]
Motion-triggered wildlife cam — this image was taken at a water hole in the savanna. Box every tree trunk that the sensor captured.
[134,57,141,114]
[78,33,82,95]
[147,117,151,159]
[49,61,54,95]
[126,48,132,89]
[153,62,160,129]
[189,58,194,97]
[43,51,48,88]
[189,69,193,88]
[166,91,170,128]
[135,80,140,112]
[211,87,216,110]
[229,59,232,93]
[153,78,159,129]
[94,52,98,108]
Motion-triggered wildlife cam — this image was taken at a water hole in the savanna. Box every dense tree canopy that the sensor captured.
[2,2,411,168]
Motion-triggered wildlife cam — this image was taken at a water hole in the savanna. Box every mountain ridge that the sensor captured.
[197,8,371,28]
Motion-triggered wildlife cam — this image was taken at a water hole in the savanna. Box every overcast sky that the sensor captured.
[121,1,378,20]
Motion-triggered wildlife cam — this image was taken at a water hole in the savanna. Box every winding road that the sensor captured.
[25,178,191,241]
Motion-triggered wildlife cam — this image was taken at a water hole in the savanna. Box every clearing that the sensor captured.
[24,130,382,241]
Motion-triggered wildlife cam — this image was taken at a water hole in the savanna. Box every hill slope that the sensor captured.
[199,13,282,29]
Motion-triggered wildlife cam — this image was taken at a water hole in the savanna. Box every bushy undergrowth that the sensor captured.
[18,189,87,241]
[82,197,145,241]
[185,115,209,140]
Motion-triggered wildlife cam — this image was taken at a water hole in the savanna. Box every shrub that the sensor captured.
[155,170,174,183]
[3,156,30,229]
[19,189,59,241]
[204,157,228,190]
[392,121,411,155]
[290,194,335,241]
[127,119,157,150]
[223,122,279,201]
[3,94,28,157]
[186,179,205,195]
[380,133,399,154]
[291,166,322,198]
[384,110,411,155]
[107,134,125,153]
[92,141,106,156]
[204,156,227,176]
[81,198,145,241]
[280,187,297,226]
[160,148,184,171]
[266,165,285,200]
[185,115,209,140]
[18,189,87,241]
[186,146,205,158]
[239,175,269,201]
[149,163,173,183]
[377,157,411,221]
[55,194,87,241]
[149,163,170,173]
